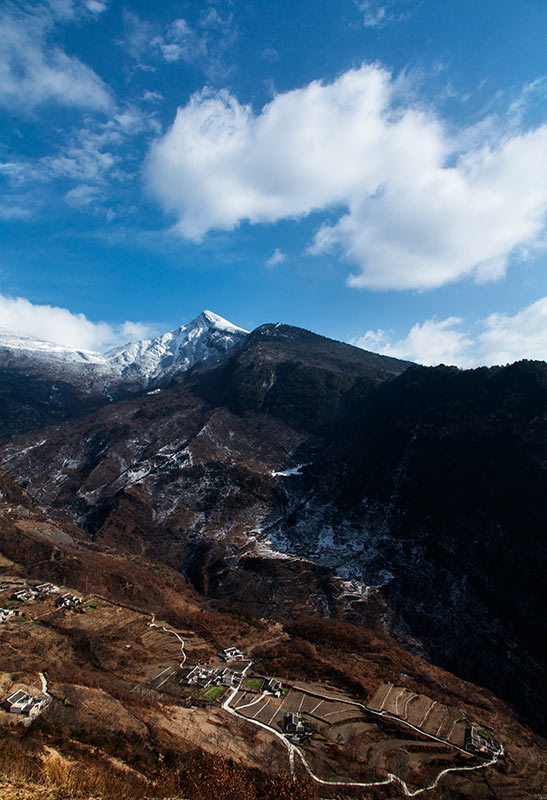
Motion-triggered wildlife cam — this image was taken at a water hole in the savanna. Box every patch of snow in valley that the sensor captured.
[271,464,306,477]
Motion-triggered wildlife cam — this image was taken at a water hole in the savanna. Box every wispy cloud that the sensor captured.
[146,66,547,292]
[1,103,159,218]
[123,9,237,82]
[64,183,102,206]
[353,297,547,367]
[0,294,154,352]
[355,0,413,28]
[0,5,112,112]
[153,18,207,63]
[47,0,108,20]
[265,248,287,268]
[0,204,31,221]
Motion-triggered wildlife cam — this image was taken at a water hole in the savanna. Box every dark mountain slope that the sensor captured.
[0,370,110,442]
[276,360,547,731]
[191,323,410,432]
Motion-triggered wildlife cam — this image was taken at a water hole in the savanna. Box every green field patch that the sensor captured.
[244,677,263,691]
[165,681,194,696]
[203,685,226,700]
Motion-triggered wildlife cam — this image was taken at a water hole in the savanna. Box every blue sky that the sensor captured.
[0,0,546,366]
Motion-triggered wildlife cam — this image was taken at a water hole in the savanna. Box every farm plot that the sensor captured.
[383,685,408,715]
[226,679,484,790]
[447,719,468,748]
[236,692,291,729]
[367,682,393,712]
[365,738,458,786]
[368,682,473,749]
[422,702,448,736]
[404,693,436,728]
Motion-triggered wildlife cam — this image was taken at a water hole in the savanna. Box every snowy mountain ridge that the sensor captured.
[0,330,109,366]
[0,310,249,388]
[106,310,248,382]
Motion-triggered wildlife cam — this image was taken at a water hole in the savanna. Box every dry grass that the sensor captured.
[0,727,317,800]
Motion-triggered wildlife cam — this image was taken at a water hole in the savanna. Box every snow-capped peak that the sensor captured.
[105,310,248,382]
[0,311,248,389]
[197,309,247,334]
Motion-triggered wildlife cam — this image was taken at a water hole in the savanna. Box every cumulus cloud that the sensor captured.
[0,295,153,353]
[146,65,547,291]
[0,5,112,111]
[353,297,547,367]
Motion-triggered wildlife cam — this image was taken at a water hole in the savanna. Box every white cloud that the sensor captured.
[353,297,547,367]
[47,0,108,19]
[478,297,547,366]
[146,65,547,292]
[0,294,154,353]
[142,90,163,103]
[0,6,112,111]
[64,184,101,206]
[355,1,412,27]
[357,2,388,27]
[1,103,159,217]
[85,0,107,14]
[122,9,236,82]
[152,18,207,63]
[265,248,287,268]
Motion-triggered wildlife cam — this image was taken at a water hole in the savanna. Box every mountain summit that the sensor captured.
[0,311,248,387]
[0,311,249,439]
[106,310,248,383]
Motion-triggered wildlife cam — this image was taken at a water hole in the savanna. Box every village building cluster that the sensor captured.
[0,608,20,624]
[183,665,242,690]
[9,583,58,603]
[465,726,501,757]
[2,689,48,717]
[219,647,247,662]
[54,592,82,609]
[283,712,312,739]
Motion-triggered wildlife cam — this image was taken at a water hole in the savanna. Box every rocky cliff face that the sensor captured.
[0,320,545,733]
